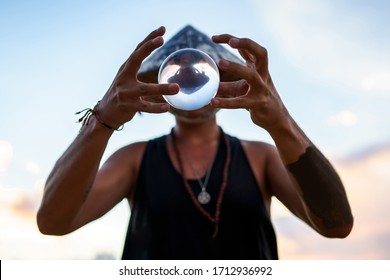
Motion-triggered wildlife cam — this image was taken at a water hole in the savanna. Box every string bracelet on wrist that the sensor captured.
[75,101,124,132]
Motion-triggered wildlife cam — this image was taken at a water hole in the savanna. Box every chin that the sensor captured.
[169,104,219,124]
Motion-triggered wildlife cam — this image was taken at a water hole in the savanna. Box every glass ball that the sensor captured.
[158,48,220,111]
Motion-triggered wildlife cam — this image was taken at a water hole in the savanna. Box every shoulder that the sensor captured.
[222,132,277,165]
[110,141,148,163]
[103,139,154,202]
[110,134,167,168]
[238,139,278,179]
[101,141,149,187]
[239,140,284,184]
[232,138,278,212]
[118,141,148,155]
[239,139,277,160]
[113,134,167,157]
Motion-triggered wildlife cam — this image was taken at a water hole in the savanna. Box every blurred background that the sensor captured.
[1,0,389,259]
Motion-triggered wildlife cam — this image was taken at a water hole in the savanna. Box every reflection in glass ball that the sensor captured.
[158,48,220,111]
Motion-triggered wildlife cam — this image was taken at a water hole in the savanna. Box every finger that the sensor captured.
[123,27,166,77]
[238,49,251,62]
[227,38,269,75]
[213,34,266,64]
[142,95,166,104]
[137,101,171,114]
[135,26,166,52]
[136,83,180,97]
[212,34,237,44]
[219,59,261,85]
[217,81,236,97]
[212,34,268,72]
[126,37,164,77]
[227,37,267,61]
[217,80,248,98]
[211,96,249,109]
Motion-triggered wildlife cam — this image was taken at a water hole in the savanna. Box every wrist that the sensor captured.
[76,100,124,132]
[268,117,310,163]
[79,114,115,138]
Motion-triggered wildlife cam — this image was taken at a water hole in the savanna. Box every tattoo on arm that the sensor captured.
[286,146,353,229]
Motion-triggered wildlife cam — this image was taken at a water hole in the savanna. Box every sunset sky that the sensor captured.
[1,0,390,259]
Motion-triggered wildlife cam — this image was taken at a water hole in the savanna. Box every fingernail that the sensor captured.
[229,38,239,47]
[161,104,169,111]
[169,83,179,93]
[211,98,220,106]
[152,36,163,45]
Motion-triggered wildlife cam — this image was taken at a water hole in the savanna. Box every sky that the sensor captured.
[1,0,390,259]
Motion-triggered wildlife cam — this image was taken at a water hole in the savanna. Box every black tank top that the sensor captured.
[122,130,278,259]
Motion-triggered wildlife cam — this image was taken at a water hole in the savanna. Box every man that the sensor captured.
[37,26,353,259]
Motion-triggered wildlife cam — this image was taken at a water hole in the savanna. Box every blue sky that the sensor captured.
[1,0,390,259]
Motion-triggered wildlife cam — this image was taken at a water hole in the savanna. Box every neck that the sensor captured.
[173,115,220,146]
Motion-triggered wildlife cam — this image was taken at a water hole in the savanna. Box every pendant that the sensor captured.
[198,190,211,204]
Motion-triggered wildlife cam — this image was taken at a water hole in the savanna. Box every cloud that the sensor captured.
[9,191,41,220]
[2,145,390,259]
[361,71,390,93]
[257,0,390,95]
[0,186,41,221]
[0,140,13,172]
[327,110,358,127]
[24,161,41,176]
[273,143,390,259]
[0,186,128,259]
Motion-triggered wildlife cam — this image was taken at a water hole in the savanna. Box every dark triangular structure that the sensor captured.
[137,25,244,83]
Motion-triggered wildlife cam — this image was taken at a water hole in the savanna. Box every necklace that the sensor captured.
[170,128,231,238]
[186,148,213,205]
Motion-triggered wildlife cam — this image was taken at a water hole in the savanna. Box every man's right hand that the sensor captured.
[97,26,179,129]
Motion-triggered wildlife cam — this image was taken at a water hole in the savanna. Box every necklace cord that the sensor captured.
[186,143,214,191]
[171,128,231,228]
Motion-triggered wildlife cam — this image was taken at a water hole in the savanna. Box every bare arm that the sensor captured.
[37,26,179,235]
[37,119,113,234]
[212,34,353,237]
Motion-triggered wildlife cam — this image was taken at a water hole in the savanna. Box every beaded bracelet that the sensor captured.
[75,101,124,131]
